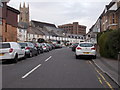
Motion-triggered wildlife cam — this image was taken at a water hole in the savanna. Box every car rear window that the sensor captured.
[79,43,93,47]
[73,43,79,46]
[19,43,27,48]
[0,43,10,49]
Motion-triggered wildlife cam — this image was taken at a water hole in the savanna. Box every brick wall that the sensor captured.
[2,19,17,42]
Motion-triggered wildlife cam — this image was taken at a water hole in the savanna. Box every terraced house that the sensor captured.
[0,1,20,42]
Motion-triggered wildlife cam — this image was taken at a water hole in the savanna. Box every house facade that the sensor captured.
[100,1,119,31]
[17,22,29,42]
[0,2,20,42]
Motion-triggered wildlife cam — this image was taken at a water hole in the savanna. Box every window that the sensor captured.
[0,43,10,49]
[80,43,93,47]
[19,29,22,32]
[0,18,2,25]
[112,13,115,24]
[0,2,3,8]
[5,23,7,32]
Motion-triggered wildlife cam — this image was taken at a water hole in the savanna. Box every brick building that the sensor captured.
[58,22,86,35]
[100,1,119,31]
[0,2,20,42]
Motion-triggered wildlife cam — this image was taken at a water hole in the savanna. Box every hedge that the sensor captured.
[97,29,120,59]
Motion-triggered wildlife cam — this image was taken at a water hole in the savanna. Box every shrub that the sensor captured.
[98,29,120,59]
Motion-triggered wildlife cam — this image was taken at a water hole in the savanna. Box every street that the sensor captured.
[2,48,119,89]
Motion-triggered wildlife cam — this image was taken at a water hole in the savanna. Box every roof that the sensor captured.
[106,2,116,10]
[7,6,20,14]
[31,20,56,28]
[27,27,45,35]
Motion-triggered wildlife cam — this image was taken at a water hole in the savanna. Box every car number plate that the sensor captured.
[83,52,90,54]
[0,53,4,56]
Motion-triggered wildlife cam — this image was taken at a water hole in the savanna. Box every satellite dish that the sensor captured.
[0,0,10,3]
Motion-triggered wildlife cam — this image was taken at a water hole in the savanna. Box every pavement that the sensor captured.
[92,54,120,87]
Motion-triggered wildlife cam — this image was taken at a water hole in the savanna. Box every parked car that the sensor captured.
[41,43,49,52]
[33,43,44,54]
[71,43,79,52]
[50,44,55,49]
[18,42,38,58]
[0,42,25,63]
[46,43,52,51]
[55,44,62,49]
[75,42,96,59]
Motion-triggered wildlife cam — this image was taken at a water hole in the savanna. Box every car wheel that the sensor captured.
[23,53,27,60]
[13,54,18,63]
[76,55,79,59]
[29,52,32,58]
[35,53,38,56]
[93,55,96,59]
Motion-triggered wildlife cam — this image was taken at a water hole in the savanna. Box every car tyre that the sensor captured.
[13,54,18,63]
[76,55,79,59]
[29,52,32,58]
[35,53,38,56]
[23,53,27,60]
[93,55,96,59]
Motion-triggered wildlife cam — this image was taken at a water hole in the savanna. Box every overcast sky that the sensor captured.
[8,0,112,33]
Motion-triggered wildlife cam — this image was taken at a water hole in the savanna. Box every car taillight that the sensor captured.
[44,46,46,48]
[9,48,13,53]
[26,47,30,50]
[35,44,38,47]
[91,48,96,50]
[76,47,81,50]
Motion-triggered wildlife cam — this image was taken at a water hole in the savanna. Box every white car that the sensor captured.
[75,42,96,59]
[41,43,49,52]
[0,42,25,63]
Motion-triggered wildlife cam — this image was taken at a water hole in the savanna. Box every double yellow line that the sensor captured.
[88,61,114,90]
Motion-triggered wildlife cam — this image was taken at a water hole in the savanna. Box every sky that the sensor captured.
[8,0,112,33]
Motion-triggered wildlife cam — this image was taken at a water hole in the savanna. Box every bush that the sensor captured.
[98,29,120,59]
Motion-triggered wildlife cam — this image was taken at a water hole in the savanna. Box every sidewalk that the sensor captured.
[92,55,120,86]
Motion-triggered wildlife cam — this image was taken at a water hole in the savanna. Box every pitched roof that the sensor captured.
[31,20,56,28]
[7,6,20,14]
[27,27,45,35]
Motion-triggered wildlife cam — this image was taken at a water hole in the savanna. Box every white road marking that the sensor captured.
[22,64,41,79]
[45,56,52,62]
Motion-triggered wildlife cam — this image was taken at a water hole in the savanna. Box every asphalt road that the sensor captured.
[2,47,119,89]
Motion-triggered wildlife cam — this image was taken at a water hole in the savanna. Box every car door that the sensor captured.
[29,43,35,56]
[17,43,25,58]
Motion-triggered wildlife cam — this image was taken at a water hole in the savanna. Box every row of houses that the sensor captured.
[86,0,120,44]
[18,20,85,44]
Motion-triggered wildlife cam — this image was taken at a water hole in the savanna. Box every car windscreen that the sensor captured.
[19,43,27,48]
[0,43,10,49]
[79,43,93,47]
